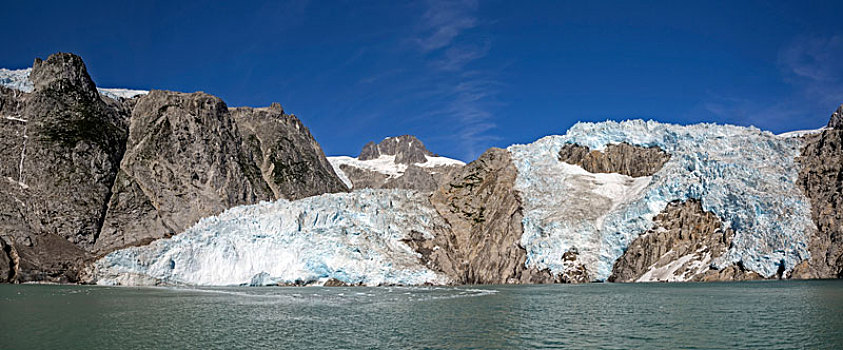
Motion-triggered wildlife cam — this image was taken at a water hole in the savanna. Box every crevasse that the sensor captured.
[94,190,450,286]
[508,120,814,280]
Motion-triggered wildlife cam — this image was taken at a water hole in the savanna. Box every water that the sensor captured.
[1,280,842,349]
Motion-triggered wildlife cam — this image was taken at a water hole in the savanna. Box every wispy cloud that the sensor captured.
[433,40,491,71]
[778,35,843,107]
[411,0,499,160]
[415,0,478,52]
[696,34,843,131]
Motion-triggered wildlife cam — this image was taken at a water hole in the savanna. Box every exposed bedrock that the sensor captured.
[610,199,763,282]
[558,142,670,177]
[231,103,347,200]
[405,148,559,284]
[359,135,434,163]
[792,104,843,279]
[0,53,127,281]
[94,90,275,253]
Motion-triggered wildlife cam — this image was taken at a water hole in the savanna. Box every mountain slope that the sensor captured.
[0,53,347,282]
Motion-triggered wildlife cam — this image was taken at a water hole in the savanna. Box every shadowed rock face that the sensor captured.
[558,142,670,177]
[792,104,843,279]
[93,90,274,253]
[359,135,434,163]
[0,53,128,282]
[231,103,347,200]
[404,148,558,284]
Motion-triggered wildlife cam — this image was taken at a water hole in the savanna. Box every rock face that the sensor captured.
[358,135,433,163]
[231,103,347,200]
[609,199,765,282]
[0,53,127,282]
[792,105,843,279]
[94,91,274,253]
[0,53,347,282]
[827,104,843,130]
[558,142,670,177]
[404,148,558,284]
[329,135,464,192]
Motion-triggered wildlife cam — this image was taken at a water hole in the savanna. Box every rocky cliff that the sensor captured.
[405,148,559,284]
[0,53,346,282]
[0,53,127,282]
[231,104,347,200]
[609,199,763,282]
[791,104,843,279]
[328,135,464,192]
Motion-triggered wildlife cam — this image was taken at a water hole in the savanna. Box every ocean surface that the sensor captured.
[1,280,842,349]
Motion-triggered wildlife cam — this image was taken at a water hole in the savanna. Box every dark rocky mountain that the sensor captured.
[792,105,843,279]
[0,53,346,282]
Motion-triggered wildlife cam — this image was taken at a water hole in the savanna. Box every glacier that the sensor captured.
[0,67,147,99]
[93,119,818,286]
[93,190,451,286]
[508,120,815,280]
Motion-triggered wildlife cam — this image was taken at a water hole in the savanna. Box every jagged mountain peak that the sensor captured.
[827,103,843,130]
[31,52,98,97]
[358,135,435,164]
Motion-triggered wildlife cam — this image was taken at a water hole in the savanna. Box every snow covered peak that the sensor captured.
[0,66,147,99]
[328,135,464,190]
[359,135,435,163]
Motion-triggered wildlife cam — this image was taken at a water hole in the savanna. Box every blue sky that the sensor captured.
[2,1,842,161]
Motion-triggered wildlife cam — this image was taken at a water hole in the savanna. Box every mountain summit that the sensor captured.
[358,135,435,164]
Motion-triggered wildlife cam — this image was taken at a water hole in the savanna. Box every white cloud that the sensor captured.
[415,0,479,52]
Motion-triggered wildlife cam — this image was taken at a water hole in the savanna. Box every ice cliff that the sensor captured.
[93,190,450,286]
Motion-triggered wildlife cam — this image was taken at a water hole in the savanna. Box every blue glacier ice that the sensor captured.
[508,120,814,280]
[94,190,451,286]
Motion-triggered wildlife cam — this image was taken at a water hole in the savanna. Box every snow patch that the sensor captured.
[776,127,827,138]
[98,88,148,99]
[327,155,464,190]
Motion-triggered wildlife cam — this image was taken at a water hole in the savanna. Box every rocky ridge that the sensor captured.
[558,142,670,177]
[0,53,346,282]
[404,148,559,284]
[791,104,843,279]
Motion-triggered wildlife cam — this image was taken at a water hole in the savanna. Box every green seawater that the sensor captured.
[1,280,842,349]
